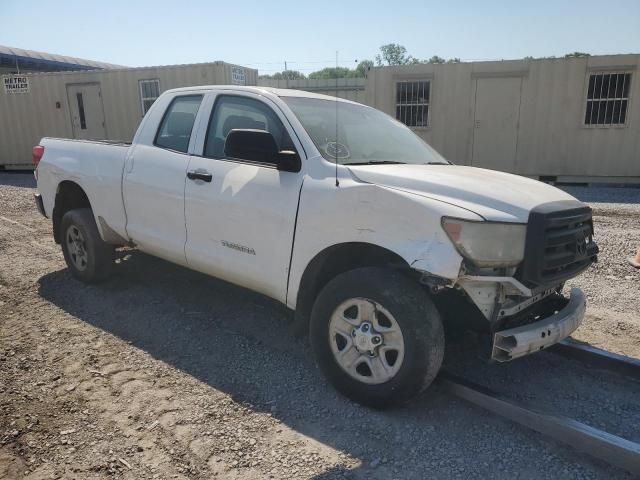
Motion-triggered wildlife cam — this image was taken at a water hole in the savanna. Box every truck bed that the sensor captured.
[36,137,131,243]
[43,137,132,147]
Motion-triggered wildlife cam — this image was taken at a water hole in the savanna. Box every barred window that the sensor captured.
[585,73,631,126]
[139,79,161,116]
[396,80,430,127]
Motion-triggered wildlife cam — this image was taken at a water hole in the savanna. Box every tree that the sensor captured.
[375,43,414,66]
[564,51,590,58]
[427,55,446,64]
[307,60,374,79]
[374,45,461,66]
[355,59,374,77]
[308,67,353,79]
[258,70,306,80]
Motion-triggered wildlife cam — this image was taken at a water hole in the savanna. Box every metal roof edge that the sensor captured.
[0,61,257,78]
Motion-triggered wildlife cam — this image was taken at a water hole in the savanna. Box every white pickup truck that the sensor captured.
[34,86,598,407]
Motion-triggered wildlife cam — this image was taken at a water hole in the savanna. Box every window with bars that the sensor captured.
[395,80,430,127]
[139,79,161,116]
[584,72,631,126]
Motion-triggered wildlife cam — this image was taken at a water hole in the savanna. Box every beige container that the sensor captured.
[0,61,257,168]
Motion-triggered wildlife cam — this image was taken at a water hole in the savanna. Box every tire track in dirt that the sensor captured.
[0,213,355,479]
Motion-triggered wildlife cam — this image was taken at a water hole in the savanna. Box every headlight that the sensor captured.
[442,217,526,268]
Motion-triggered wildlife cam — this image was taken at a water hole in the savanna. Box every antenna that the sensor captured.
[335,50,339,187]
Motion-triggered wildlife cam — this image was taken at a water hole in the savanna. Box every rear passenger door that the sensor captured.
[123,94,204,265]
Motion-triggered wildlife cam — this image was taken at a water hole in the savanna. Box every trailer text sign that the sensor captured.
[231,67,246,85]
[3,75,30,94]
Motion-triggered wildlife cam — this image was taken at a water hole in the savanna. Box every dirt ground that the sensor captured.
[1,172,639,479]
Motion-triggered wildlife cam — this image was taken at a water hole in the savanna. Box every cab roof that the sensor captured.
[163,85,361,105]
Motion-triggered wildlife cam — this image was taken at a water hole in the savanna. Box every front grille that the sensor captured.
[519,200,599,287]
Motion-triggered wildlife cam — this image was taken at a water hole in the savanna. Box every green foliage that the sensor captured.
[375,43,414,66]
[427,55,446,64]
[261,60,375,81]
[307,60,374,79]
[259,44,466,81]
[355,59,374,77]
[374,45,460,66]
[258,70,306,80]
[308,67,353,79]
[564,51,590,58]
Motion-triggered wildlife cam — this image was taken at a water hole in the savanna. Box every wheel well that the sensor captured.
[52,181,91,244]
[292,242,412,336]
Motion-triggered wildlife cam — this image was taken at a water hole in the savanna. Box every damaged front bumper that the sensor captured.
[491,288,586,362]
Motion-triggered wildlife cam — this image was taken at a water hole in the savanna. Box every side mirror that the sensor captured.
[276,150,301,172]
[224,129,301,172]
[225,129,278,164]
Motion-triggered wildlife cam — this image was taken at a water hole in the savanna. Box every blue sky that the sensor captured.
[1,0,639,73]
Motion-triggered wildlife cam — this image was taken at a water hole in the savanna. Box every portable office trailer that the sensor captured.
[365,54,640,182]
[0,61,257,168]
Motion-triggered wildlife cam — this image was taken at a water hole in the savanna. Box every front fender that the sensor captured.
[286,175,480,308]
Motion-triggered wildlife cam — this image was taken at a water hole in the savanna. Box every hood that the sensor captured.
[347,164,578,223]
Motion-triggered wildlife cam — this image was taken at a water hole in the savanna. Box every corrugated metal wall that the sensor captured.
[0,62,257,167]
[257,78,366,104]
[365,55,640,180]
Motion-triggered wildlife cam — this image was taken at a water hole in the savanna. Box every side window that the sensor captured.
[155,95,203,153]
[396,80,430,127]
[584,72,631,126]
[204,95,294,162]
[139,79,160,116]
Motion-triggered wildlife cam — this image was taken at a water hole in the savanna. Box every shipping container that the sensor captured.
[0,61,257,168]
[365,54,640,182]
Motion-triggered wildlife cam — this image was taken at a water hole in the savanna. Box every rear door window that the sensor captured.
[155,95,203,153]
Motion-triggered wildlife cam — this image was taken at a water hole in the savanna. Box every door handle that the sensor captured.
[187,170,213,182]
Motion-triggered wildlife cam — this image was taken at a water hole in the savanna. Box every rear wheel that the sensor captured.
[60,208,114,283]
[310,267,445,408]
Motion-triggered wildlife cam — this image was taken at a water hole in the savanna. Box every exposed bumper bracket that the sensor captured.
[491,288,586,362]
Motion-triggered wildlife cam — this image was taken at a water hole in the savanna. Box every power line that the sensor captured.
[236,57,364,66]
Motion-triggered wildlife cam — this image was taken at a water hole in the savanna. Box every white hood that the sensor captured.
[347,164,578,223]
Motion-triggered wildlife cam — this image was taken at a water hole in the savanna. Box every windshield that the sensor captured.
[281,97,450,165]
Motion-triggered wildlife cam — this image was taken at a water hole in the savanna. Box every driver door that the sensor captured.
[184,92,305,302]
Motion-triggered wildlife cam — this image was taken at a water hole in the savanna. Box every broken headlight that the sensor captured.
[441,217,526,268]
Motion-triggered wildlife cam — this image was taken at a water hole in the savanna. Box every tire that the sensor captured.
[60,208,114,283]
[310,267,444,408]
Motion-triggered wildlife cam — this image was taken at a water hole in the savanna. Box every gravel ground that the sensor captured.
[1,172,638,479]
[560,186,640,356]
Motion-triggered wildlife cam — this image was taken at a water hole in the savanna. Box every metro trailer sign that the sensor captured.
[3,75,30,94]
[231,67,246,85]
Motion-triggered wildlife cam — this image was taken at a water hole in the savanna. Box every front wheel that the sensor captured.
[60,208,114,283]
[310,267,445,408]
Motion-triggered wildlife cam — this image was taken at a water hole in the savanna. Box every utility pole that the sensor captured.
[284,61,288,89]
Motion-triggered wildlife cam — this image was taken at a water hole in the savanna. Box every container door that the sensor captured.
[472,77,522,172]
[66,83,107,140]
